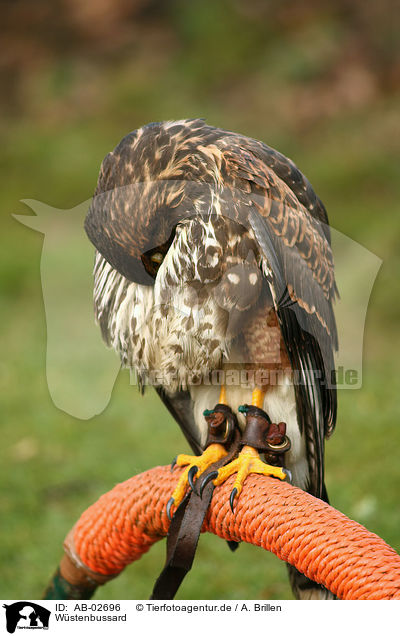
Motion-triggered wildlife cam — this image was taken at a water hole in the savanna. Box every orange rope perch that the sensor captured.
[53,465,400,600]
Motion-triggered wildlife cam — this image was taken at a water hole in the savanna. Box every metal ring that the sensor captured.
[266,435,291,453]
[222,419,230,441]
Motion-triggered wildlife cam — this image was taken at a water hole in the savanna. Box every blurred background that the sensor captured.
[1,0,399,600]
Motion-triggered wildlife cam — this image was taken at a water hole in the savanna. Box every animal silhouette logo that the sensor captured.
[14,199,120,419]
[13,196,382,416]
[3,602,50,633]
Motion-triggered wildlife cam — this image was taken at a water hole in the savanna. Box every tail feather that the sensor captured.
[286,564,336,600]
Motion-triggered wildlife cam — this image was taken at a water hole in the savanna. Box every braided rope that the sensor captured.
[66,465,400,600]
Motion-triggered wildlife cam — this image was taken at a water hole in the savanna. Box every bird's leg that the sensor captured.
[251,387,266,409]
[167,385,237,519]
[200,387,291,511]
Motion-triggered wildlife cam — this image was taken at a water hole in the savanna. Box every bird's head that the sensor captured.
[85,180,189,285]
[84,120,221,286]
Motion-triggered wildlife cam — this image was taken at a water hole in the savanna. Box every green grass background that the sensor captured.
[1,1,400,600]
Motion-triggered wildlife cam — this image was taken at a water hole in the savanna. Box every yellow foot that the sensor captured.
[200,445,290,512]
[167,443,228,519]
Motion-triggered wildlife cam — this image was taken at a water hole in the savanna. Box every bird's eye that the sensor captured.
[151,252,164,264]
[141,248,167,279]
[141,228,176,281]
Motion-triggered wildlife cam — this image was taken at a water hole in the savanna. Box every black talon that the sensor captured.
[170,456,177,471]
[166,497,174,521]
[283,468,292,483]
[229,488,238,513]
[188,465,199,493]
[199,471,218,498]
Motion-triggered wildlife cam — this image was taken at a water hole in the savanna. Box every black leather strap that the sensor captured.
[150,428,241,600]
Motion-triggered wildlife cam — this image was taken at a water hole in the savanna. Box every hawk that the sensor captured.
[85,119,338,599]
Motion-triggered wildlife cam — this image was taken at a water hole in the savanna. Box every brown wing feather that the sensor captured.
[218,143,337,343]
[213,134,338,496]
